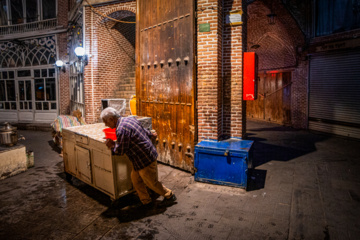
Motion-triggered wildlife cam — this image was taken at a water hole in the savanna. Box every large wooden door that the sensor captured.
[247,71,291,125]
[136,0,195,172]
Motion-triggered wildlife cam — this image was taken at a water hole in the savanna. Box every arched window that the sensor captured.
[0,35,56,67]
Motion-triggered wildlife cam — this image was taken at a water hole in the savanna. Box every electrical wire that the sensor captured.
[84,0,136,24]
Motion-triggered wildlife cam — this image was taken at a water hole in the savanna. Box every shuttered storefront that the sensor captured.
[309,48,360,139]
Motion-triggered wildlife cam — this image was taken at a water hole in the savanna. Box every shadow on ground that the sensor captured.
[246,125,328,168]
[57,172,112,206]
[102,200,175,223]
[48,140,62,154]
[247,125,298,132]
[103,189,174,223]
[245,122,329,191]
[57,171,171,223]
[247,169,267,191]
[250,141,309,167]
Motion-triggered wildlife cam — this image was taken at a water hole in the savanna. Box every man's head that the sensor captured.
[100,107,120,129]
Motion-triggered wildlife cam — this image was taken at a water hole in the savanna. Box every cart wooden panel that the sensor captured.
[62,123,134,201]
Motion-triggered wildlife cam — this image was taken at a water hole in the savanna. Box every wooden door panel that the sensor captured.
[264,72,291,124]
[247,74,265,119]
[137,0,195,171]
[75,145,92,184]
[247,72,291,125]
[93,150,115,195]
[63,135,76,175]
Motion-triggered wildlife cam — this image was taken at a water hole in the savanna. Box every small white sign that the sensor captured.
[226,11,243,26]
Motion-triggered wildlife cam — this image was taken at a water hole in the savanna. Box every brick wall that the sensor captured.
[246,0,307,129]
[81,0,247,136]
[223,0,245,138]
[197,0,223,140]
[197,0,245,140]
[292,60,308,129]
[58,32,70,115]
[58,0,68,27]
[58,0,70,115]
[247,0,304,70]
[84,1,136,123]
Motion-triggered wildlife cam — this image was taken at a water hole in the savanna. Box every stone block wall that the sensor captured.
[0,146,27,180]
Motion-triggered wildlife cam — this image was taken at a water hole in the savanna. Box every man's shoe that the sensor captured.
[161,194,177,205]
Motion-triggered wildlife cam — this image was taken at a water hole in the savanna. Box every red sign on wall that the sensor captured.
[243,52,257,100]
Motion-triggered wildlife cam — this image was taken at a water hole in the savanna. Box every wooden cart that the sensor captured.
[62,117,152,201]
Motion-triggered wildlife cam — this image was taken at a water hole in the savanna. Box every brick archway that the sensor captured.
[84,1,137,123]
[95,6,136,26]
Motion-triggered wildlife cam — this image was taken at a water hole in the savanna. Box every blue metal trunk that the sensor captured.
[194,138,254,189]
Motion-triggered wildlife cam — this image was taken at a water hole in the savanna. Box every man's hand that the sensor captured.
[151,130,157,139]
[105,139,115,150]
[150,130,158,146]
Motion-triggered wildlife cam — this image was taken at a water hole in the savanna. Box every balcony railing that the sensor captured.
[0,18,58,36]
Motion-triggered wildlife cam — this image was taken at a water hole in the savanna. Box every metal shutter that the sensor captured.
[309,48,360,139]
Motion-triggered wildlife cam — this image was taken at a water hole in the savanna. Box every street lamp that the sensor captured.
[74,47,88,65]
[55,60,65,72]
[74,47,88,73]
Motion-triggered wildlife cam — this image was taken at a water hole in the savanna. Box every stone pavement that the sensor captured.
[0,120,359,239]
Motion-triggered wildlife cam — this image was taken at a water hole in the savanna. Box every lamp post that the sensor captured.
[55,60,65,72]
[73,47,87,115]
[75,46,85,58]
[55,59,65,116]
[74,47,88,73]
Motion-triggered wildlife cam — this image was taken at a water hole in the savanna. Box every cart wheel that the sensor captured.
[65,172,72,182]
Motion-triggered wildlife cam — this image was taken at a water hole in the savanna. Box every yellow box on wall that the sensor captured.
[226,10,243,26]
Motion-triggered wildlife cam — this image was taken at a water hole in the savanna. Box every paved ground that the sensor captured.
[0,120,359,239]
